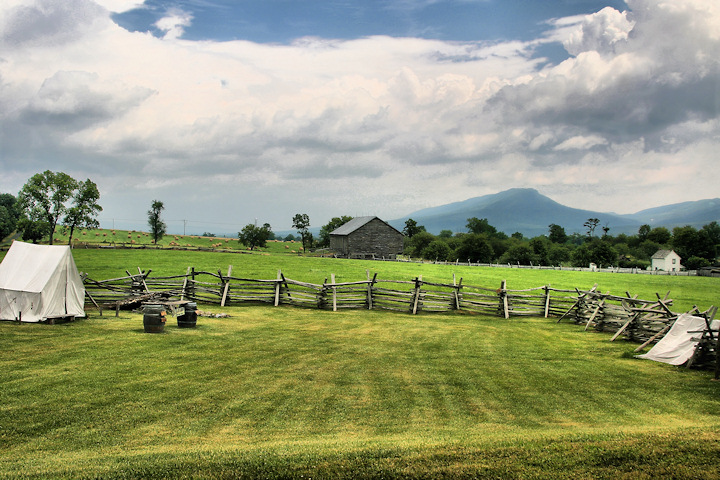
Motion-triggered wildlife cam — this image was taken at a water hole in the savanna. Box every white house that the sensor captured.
[651,249,682,272]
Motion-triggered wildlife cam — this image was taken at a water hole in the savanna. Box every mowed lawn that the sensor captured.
[1,248,720,478]
[1,305,720,479]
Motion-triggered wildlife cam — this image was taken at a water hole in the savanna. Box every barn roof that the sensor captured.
[330,216,401,236]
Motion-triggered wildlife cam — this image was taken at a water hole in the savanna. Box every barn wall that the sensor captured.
[346,219,403,258]
[329,235,349,255]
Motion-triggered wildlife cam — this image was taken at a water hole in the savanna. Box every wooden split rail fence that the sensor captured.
[82,267,719,371]
[84,268,717,363]
[82,268,579,319]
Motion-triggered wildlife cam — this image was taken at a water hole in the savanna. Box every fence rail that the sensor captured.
[83,267,716,353]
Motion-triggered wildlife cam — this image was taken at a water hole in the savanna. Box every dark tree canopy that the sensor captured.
[548,224,567,244]
[0,193,20,241]
[63,179,102,246]
[292,213,311,251]
[147,200,167,244]
[466,217,497,236]
[238,223,273,250]
[403,218,425,238]
[17,171,79,245]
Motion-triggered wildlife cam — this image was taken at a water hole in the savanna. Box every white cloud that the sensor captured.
[155,7,193,40]
[563,6,634,56]
[1,0,719,231]
[93,0,146,14]
[554,135,607,151]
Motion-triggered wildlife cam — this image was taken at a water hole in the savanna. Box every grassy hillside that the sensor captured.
[40,228,305,254]
[1,308,719,479]
[69,248,719,313]
[1,244,719,478]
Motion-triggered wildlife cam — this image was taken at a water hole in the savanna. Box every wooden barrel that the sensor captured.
[177,302,197,328]
[143,304,166,333]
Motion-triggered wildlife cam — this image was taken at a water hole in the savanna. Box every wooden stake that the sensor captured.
[274,270,281,306]
[180,266,190,301]
[412,275,422,315]
[634,324,672,352]
[221,265,233,307]
[610,313,636,341]
[544,285,551,318]
[331,273,337,312]
[501,280,509,319]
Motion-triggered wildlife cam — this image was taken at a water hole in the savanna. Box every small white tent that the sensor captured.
[0,241,85,323]
[637,313,719,366]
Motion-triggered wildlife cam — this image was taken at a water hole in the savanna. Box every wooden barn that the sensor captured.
[329,216,404,259]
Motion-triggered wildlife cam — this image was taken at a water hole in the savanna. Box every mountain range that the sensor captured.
[387,188,720,238]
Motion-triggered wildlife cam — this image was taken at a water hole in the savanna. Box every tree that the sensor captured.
[17,171,78,245]
[438,229,453,239]
[500,243,537,265]
[238,223,273,250]
[147,200,167,244]
[583,218,600,237]
[318,216,353,248]
[548,224,567,244]
[17,215,49,244]
[547,244,572,265]
[529,236,550,265]
[455,234,494,263]
[403,218,425,238]
[466,217,497,236]
[0,193,19,240]
[63,179,102,246]
[647,226,671,244]
[638,224,651,241]
[422,240,452,262]
[405,231,435,257]
[701,221,720,247]
[673,225,716,261]
[292,213,310,252]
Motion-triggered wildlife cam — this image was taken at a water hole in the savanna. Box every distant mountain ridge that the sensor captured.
[388,188,720,237]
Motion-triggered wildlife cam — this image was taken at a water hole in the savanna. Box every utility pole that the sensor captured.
[183,219,187,236]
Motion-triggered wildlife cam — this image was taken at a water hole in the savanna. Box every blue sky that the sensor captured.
[113,1,626,45]
[0,0,718,234]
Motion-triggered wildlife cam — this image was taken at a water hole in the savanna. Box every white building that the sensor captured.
[651,249,682,272]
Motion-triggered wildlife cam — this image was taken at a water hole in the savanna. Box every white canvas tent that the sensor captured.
[637,313,719,366]
[0,241,85,323]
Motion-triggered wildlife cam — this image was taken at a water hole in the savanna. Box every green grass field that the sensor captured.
[69,248,719,313]
[1,247,720,478]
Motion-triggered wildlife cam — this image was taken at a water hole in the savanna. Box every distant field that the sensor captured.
[37,227,306,254]
[67,248,719,313]
[1,307,719,479]
[1,230,718,311]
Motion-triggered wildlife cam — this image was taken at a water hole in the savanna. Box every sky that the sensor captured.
[0,0,718,235]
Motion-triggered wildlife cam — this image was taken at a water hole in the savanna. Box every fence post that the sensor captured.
[221,265,232,307]
[274,270,281,306]
[181,266,190,301]
[453,274,462,311]
[366,270,376,310]
[544,285,551,318]
[189,267,196,300]
[500,280,509,319]
[412,275,423,314]
[331,273,337,312]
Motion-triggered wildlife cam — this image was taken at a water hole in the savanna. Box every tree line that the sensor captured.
[239,213,719,270]
[399,217,720,270]
[3,172,718,271]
